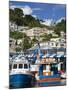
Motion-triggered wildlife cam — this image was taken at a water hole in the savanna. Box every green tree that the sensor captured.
[21,15,41,27]
[9,9,15,22]
[10,31,32,51]
[16,47,22,52]
[54,19,66,36]
[32,36,38,43]
[9,8,24,26]
[41,34,52,41]
[10,31,26,39]
[14,8,24,26]
[21,37,32,51]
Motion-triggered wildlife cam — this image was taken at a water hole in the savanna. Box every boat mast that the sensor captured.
[35,32,41,54]
[21,32,25,55]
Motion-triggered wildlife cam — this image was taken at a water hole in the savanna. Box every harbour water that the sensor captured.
[34,79,66,87]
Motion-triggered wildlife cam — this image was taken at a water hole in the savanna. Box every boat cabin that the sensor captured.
[9,60,30,71]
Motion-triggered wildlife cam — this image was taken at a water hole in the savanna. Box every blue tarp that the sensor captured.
[39,74,60,79]
[28,48,66,62]
[57,54,64,58]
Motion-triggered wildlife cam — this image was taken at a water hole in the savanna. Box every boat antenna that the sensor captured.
[22,33,25,55]
[36,33,41,54]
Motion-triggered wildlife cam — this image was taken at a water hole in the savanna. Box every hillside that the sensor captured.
[9,8,51,29]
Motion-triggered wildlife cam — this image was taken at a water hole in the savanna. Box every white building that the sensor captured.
[50,37,66,48]
[9,22,18,31]
[34,40,66,48]
[50,38,60,42]
[9,21,29,31]
[17,39,22,45]
[25,27,54,39]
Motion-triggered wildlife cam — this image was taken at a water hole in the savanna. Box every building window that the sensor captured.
[61,44,64,46]
[9,44,12,47]
[10,40,12,42]
[24,64,28,69]
[19,64,23,69]
[13,64,17,69]
[56,43,58,46]
[51,43,53,45]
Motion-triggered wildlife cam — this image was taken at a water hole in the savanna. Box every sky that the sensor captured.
[9,1,66,26]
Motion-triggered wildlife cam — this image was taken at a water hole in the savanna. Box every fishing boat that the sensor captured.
[9,54,33,88]
[31,40,62,86]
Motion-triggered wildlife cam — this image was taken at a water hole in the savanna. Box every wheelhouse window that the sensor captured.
[9,64,12,70]
[43,65,46,70]
[51,43,54,46]
[29,64,30,68]
[13,64,17,69]
[24,64,28,69]
[19,64,23,69]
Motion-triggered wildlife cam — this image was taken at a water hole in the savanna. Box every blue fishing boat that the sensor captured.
[9,55,33,88]
[30,38,62,87]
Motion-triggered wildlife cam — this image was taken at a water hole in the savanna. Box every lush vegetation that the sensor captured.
[10,31,32,51]
[9,8,42,28]
[54,19,66,36]
[9,8,24,26]
[40,34,52,41]
[22,37,32,51]
[10,31,26,39]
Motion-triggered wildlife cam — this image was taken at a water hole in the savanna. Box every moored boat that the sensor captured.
[9,55,33,88]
